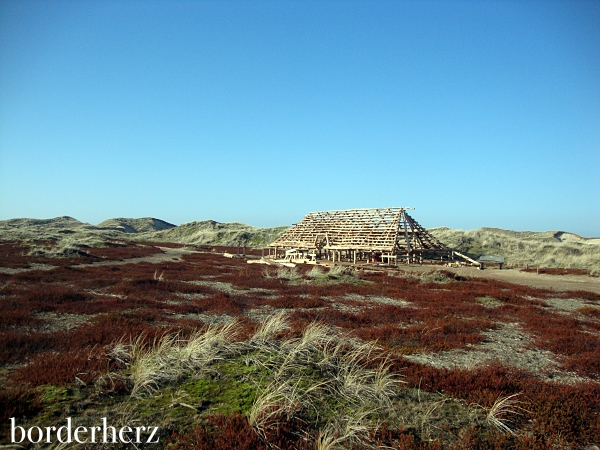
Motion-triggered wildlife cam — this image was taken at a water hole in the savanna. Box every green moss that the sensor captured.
[126,357,265,423]
[177,376,255,415]
[38,385,70,404]
[33,385,82,423]
[178,359,263,415]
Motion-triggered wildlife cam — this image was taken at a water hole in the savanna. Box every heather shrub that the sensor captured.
[12,348,111,386]
[0,386,41,421]
[169,413,312,450]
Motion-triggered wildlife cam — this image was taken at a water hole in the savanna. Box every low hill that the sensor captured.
[429,227,600,271]
[0,216,289,255]
[0,216,119,242]
[1,217,598,270]
[135,220,289,247]
[98,217,176,233]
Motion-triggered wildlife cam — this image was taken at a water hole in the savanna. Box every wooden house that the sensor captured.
[268,207,450,265]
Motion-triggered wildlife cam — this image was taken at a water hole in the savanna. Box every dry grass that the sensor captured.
[484,393,526,435]
[111,320,240,397]
[247,380,297,429]
[245,313,404,448]
[306,265,325,278]
[250,310,289,345]
[315,410,376,450]
[107,312,407,447]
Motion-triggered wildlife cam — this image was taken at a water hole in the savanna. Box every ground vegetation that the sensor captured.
[0,242,599,448]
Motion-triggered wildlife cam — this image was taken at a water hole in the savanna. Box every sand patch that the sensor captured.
[404,322,590,384]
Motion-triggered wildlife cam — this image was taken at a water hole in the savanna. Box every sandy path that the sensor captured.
[0,263,55,274]
[71,246,199,268]
[399,264,600,294]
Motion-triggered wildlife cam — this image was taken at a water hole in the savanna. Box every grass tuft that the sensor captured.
[111,321,241,398]
[484,392,526,435]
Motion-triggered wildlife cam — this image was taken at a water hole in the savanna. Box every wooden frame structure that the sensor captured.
[269,207,450,265]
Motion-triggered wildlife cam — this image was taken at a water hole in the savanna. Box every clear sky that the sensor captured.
[1,0,599,236]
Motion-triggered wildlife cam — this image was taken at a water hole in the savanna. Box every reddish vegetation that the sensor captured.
[1,243,599,448]
[577,306,600,319]
[11,348,112,386]
[84,241,165,260]
[0,240,168,269]
[0,387,41,422]
[169,413,312,450]
[521,267,597,277]
[0,241,90,267]
[0,241,39,269]
[557,289,600,301]
[169,411,561,450]
[391,359,600,446]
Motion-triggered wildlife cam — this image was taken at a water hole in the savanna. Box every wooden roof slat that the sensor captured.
[270,207,447,254]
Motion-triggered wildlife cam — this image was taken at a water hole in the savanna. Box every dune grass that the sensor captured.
[430,227,600,270]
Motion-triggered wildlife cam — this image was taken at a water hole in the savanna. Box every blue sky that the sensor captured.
[1,0,598,236]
